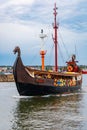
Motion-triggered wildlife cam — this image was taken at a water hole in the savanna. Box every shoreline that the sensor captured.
[0,74,14,82]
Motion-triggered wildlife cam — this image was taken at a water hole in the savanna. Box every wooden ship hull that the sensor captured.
[13,56,82,96]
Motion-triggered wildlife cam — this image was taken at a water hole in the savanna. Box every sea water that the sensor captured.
[0,75,87,130]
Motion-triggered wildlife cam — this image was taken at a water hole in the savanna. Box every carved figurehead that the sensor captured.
[13,46,21,57]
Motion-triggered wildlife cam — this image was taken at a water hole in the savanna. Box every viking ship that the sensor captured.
[13,3,82,96]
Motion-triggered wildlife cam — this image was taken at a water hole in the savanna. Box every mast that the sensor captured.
[40,29,47,70]
[53,3,58,72]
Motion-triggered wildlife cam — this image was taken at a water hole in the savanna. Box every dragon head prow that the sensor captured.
[13,46,21,56]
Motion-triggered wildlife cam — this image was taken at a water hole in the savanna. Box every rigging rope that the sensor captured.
[75,44,80,64]
[30,51,39,65]
[30,39,48,65]
[48,44,54,66]
[58,43,65,65]
[59,31,70,58]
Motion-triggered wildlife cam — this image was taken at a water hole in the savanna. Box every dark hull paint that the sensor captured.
[16,82,81,96]
[13,56,82,96]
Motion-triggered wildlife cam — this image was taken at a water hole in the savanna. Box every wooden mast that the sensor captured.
[53,3,58,72]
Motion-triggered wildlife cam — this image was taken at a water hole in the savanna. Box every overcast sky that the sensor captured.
[0,0,87,66]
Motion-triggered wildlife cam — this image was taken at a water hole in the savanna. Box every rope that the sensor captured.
[59,31,70,58]
[48,44,54,66]
[58,43,65,65]
[30,52,39,65]
[75,44,80,64]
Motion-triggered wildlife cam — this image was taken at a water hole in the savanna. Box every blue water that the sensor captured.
[0,75,87,130]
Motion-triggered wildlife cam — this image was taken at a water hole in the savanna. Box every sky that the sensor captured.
[0,0,87,66]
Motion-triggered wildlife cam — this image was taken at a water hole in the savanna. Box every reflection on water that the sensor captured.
[12,94,85,130]
[0,75,87,130]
